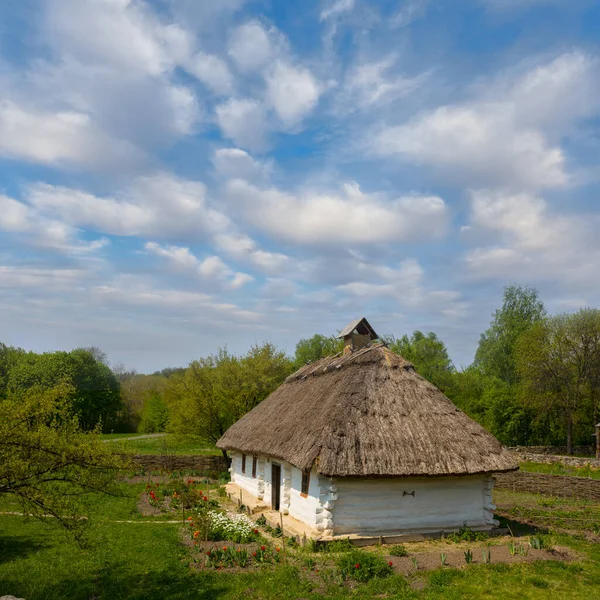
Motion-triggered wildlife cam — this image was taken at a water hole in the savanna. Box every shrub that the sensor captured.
[255,514,267,527]
[445,524,488,543]
[337,550,393,582]
[207,511,258,543]
[389,544,408,557]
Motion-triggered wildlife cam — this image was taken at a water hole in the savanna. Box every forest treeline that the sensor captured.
[2,285,600,453]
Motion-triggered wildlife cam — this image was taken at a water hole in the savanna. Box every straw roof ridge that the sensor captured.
[217,344,518,477]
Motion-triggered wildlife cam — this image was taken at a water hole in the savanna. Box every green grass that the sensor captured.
[3,485,600,599]
[108,434,221,456]
[519,461,600,480]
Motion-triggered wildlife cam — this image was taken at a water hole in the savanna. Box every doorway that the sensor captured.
[271,463,281,511]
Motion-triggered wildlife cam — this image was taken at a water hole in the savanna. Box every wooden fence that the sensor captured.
[126,454,229,473]
[495,470,600,500]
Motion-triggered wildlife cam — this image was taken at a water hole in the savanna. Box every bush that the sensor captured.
[388,544,408,557]
[207,511,258,543]
[445,524,488,543]
[337,550,393,582]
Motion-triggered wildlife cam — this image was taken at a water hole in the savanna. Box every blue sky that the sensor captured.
[1,0,599,372]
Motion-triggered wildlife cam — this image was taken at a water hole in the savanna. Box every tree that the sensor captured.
[516,310,600,454]
[294,334,342,369]
[7,348,122,431]
[475,285,546,385]
[0,384,126,541]
[167,344,293,458]
[389,331,454,392]
[138,391,170,433]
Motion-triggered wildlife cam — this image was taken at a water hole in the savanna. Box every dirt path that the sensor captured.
[103,433,167,443]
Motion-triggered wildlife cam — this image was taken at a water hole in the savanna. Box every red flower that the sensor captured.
[253,529,258,534]
[206,551,211,556]
[276,548,280,552]
[260,545,266,551]
[355,564,360,569]
[187,479,193,485]
[203,496,208,501]
[252,552,257,557]
[193,531,200,538]
[223,547,228,551]
[194,541,198,546]
[388,561,393,567]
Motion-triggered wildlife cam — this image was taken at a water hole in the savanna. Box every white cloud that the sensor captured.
[186,53,234,95]
[215,98,268,151]
[45,0,191,77]
[320,0,355,21]
[373,52,599,189]
[27,174,229,240]
[0,101,140,167]
[0,194,109,254]
[212,148,272,181]
[464,189,600,285]
[340,55,428,111]
[265,61,322,127]
[214,233,291,274]
[225,179,447,245]
[228,21,274,72]
[145,242,253,289]
[391,0,431,29]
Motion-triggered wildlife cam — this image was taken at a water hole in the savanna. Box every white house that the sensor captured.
[217,318,517,539]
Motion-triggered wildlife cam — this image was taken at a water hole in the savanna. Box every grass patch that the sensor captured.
[3,484,600,599]
[110,434,221,456]
[520,461,600,480]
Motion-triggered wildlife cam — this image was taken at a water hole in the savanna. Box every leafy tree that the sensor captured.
[475,285,546,385]
[516,309,600,454]
[389,331,454,392]
[138,391,170,433]
[0,384,126,541]
[7,348,122,430]
[294,334,343,369]
[168,343,293,458]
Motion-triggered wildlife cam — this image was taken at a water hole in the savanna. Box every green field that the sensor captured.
[519,461,600,480]
[102,433,221,455]
[2,482,600,599]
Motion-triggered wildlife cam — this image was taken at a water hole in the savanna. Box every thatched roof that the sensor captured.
[217,344,518,477]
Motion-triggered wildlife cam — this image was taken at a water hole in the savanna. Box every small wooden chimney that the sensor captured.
[337,317,379,354]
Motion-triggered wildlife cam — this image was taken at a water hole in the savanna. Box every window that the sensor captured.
[301,470,310,496]
[241,454,246,474]
[252,456,258,478]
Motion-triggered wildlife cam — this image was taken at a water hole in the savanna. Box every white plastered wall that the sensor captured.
[331,474,497,536]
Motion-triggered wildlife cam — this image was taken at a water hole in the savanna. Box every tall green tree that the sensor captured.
[0,383,126,540]
[389,331,454,392]
[168,343,293,458]
[294,334,342,369]
[138,391,170,433]
[475,285,546,385]
[516,309,600,454]
[7,348,122,430]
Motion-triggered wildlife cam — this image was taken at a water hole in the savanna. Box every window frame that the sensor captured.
[252,455,258,479]
[301,470,310,497]
[241,454,246,475]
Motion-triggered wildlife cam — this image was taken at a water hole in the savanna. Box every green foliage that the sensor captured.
[445,524,488,543]
[475,284,546,385]
[440,552,447,565]
[0,385,127,540]
[167,343,293,448]
[388,544,408,557]
[336,549,393,582]
[464,549,473,564]
[138,392,169,433]
[5,347,121,430]
[517,309,600,453]
[293,333,343,368]
[389,330,455,392]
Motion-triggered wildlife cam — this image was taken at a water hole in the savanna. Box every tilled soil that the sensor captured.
[386,544,573,574]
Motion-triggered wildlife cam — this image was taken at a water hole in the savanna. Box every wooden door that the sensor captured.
[271,463,281,511]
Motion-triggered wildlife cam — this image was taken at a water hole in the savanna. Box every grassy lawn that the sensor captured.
[2,483,600,599]
[519,461,600,480]
[105,434,221,456]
